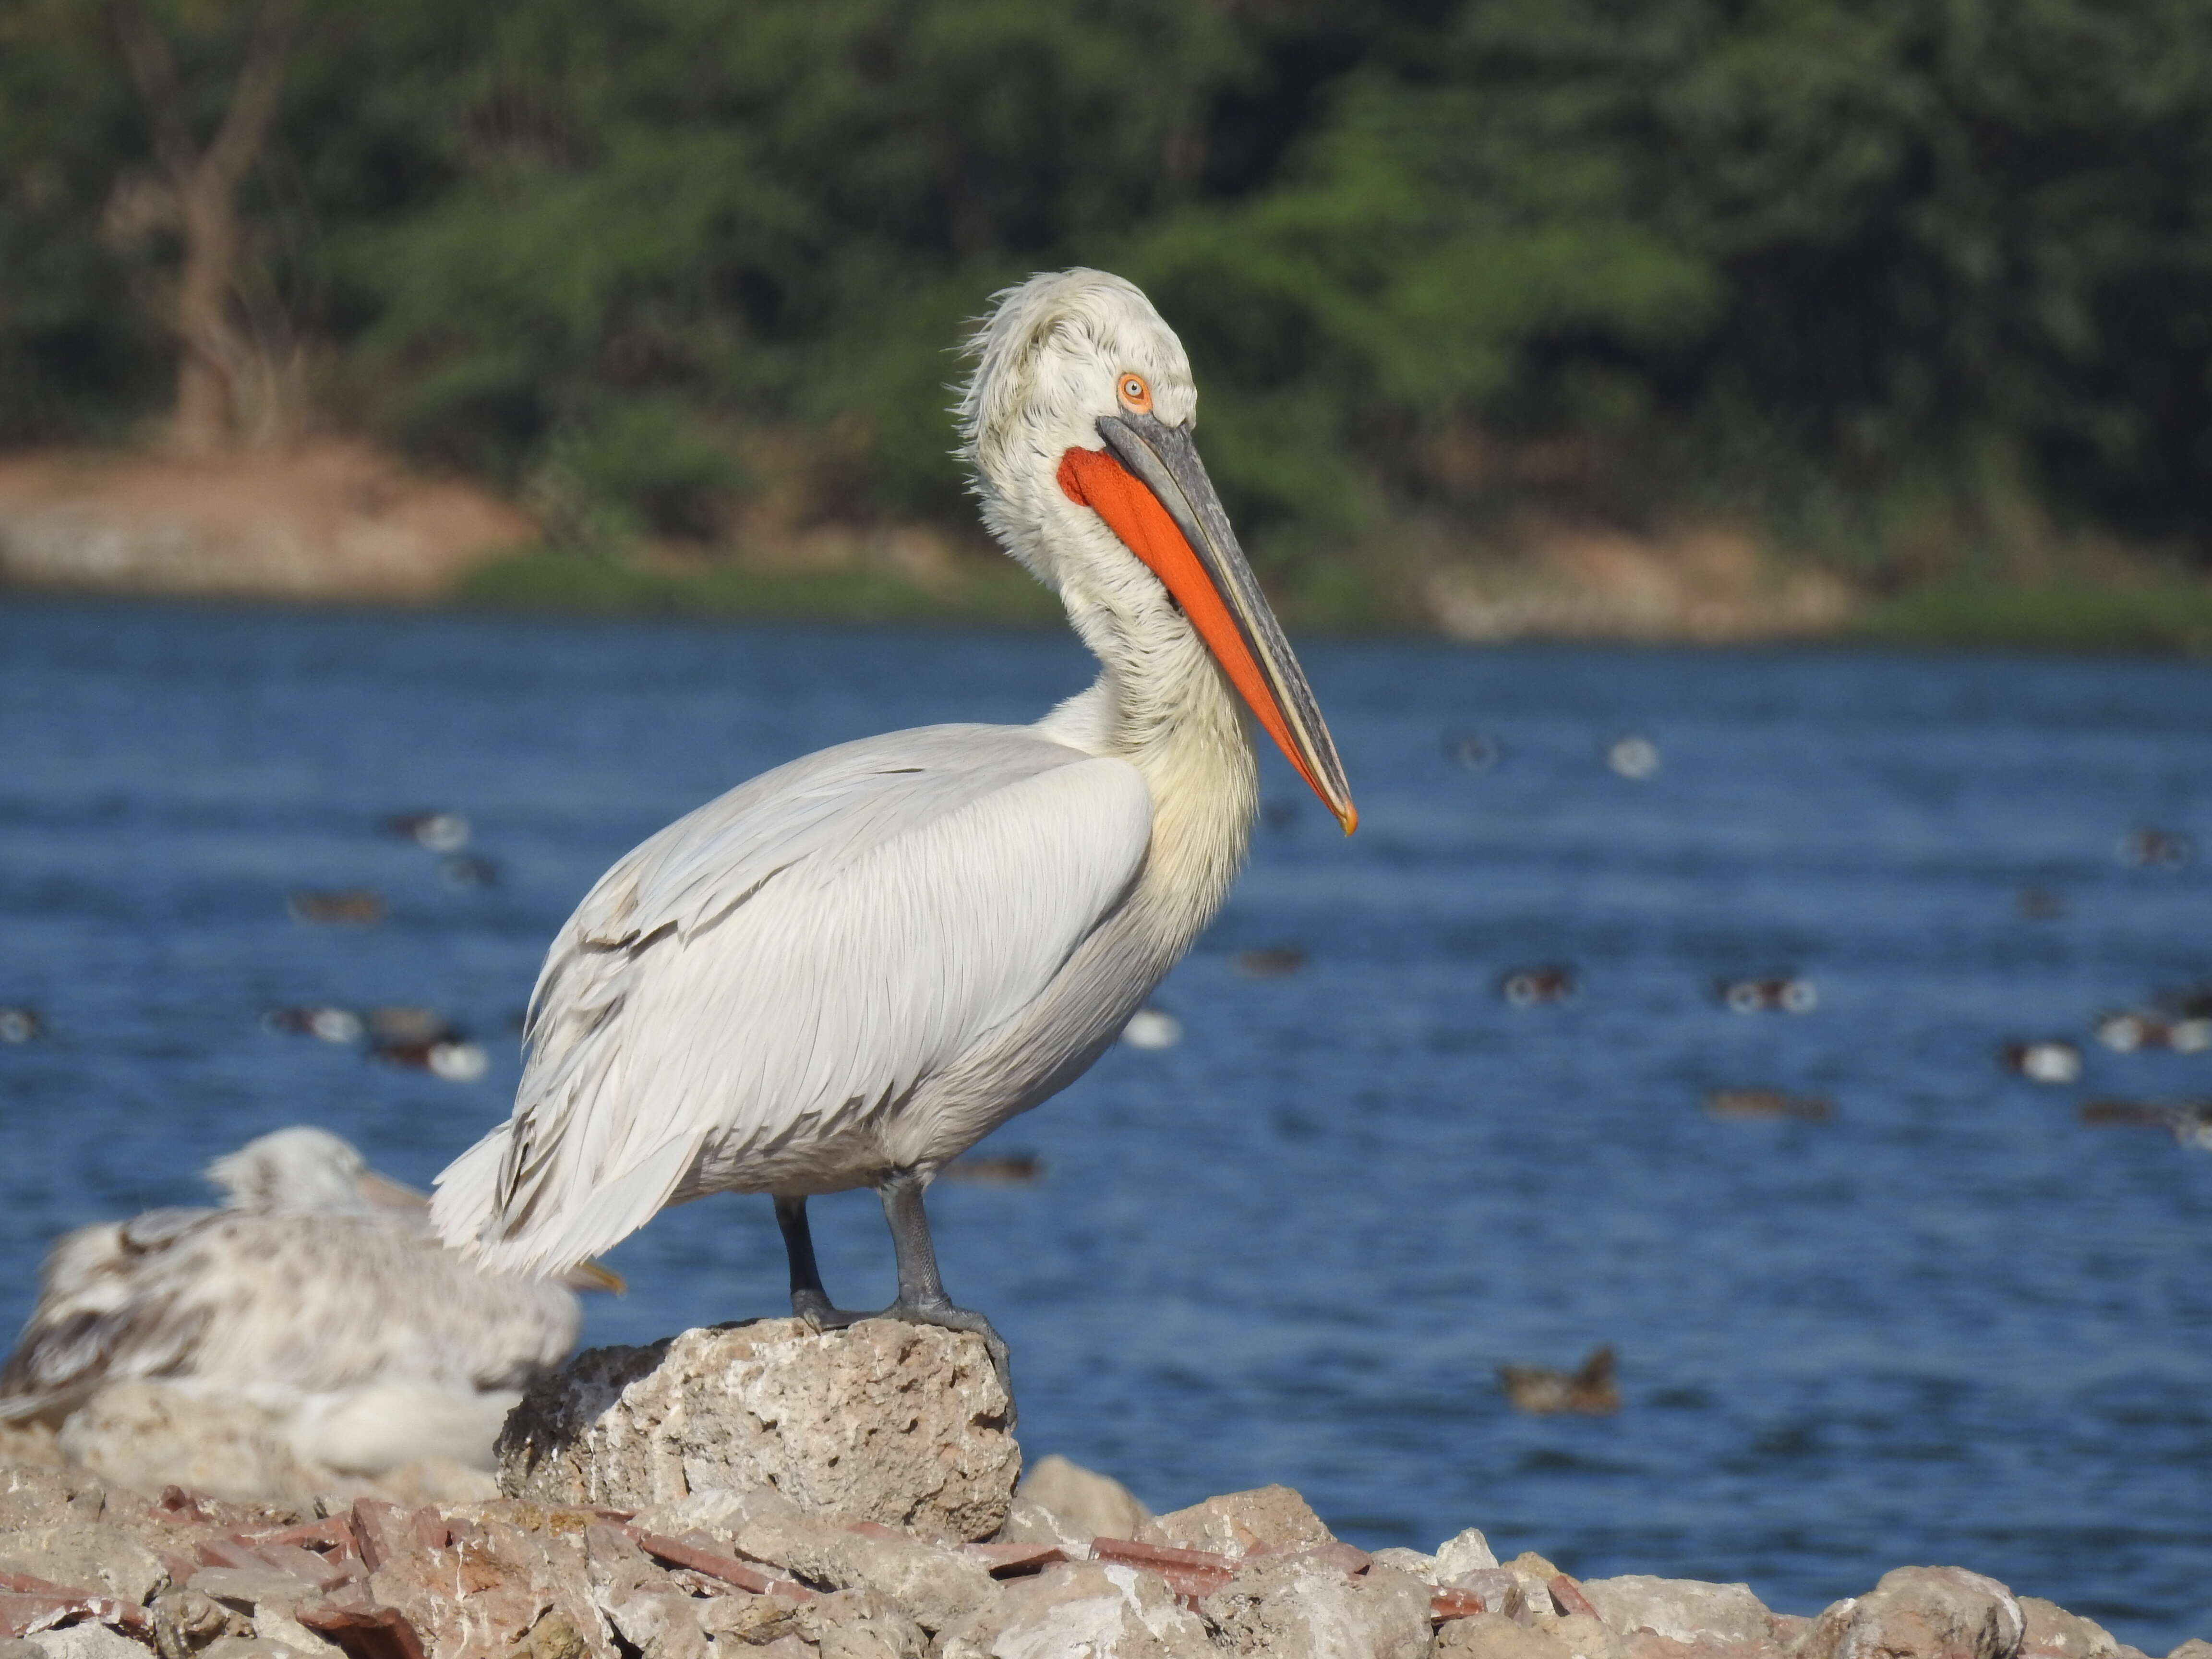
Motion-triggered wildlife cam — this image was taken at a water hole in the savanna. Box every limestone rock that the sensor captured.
[1507,1554,1565,1613]
[934,1561,1212,1659]
[2020,1599,2149,1659]
[1368,1549,1441,1585]
[1199,1552,1430,1659]
[497,1321,1016,1543]
[788,1588,926,1659]
[2167,1643,2212,1659]
[602,1584,710,1659]
[1797,1568,2025,1659]
[24,1631,146,1659]
[245,1603,343,1659]
[1139,1486,1333,1556]
[152,1587,234,1659]
[628,1483,802,1543]
[1454,1570,1538,1623]
[0,1466,175,1607]
[1579,1575,1778,1650]
[1436,1530,1500,1580]
[992,1497,1090,1552]
[720,1511,998,1633]
[1552,1614,1630,1659]
[1013,1455,1149,1542]
[366,1515,611,1659]
[1439,1617,1580,1659]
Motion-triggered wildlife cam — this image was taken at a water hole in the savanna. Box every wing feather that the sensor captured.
[433,724,1152,1275]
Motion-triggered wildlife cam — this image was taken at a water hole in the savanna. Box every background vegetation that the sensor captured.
[4,0,2212,629]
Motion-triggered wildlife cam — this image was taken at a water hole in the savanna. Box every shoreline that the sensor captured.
[10,563,2212,660]
[3,443,2211,655]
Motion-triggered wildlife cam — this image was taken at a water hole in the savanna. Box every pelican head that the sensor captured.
[206,1126,423,1216]
[959,268,1356,832]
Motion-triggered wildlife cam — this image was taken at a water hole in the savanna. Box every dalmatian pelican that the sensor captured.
[432,269,1356,1386]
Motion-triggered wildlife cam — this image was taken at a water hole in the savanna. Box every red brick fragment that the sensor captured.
[1089,1537,1237,1604]
[408,1509,448,1552]
[157,1487,216,1522]
[1551,1574,1599,1619]
[348,1501,402,1573]
[1431,1587,1490,1623]
[296,1599,427,1659]
[0,1590,151,1640]
[247,1518,357,1556]
[0,1593,82,1638]
[1090,1538,1236,1575]
[196,1538,268,1572]
[0,1572,87,1601]
[964,1542,1068,1577]
[0,1571,152,1637]
[348,1500,443,1573]
[623,1527,814,1601]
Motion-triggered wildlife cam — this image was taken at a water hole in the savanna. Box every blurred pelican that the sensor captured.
[0,1127,615,1473]
[433,269,1355,1379]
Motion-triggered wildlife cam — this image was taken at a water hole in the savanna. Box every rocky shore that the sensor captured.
[0,1319,2195,1659]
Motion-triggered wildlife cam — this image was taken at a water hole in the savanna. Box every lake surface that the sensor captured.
[3,601,2210,1646]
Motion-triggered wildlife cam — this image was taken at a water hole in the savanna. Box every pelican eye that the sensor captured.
[1118,373,1152,414]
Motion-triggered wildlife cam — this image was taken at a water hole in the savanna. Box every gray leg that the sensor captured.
[775,1194,868,1328]
[774,1179,1013,1415]
[878,1170,1015,1409]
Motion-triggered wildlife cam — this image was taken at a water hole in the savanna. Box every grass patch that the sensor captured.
[455,546,2212,655]
[452,548,1063,627]
[1857,577,2212,655]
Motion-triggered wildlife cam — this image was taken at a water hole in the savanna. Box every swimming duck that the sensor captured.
[1499,1346,1619,1415]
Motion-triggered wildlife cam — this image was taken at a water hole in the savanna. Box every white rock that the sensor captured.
[1367,1548,1441,1585]
[725,1509,998,1634]
[1796,1567,2022,1659]
[936,1561,1212,1659]
[1200,1554,1431,1659]
[248,1605,346,1659]
[1578,1575,1778,1647]
[628,1482,800,1539]
[1435,1528,1500,1578]
[992,1496,1092,1553]
[602,1584,711,1659]
[26,1630,150,1659]
[1140,1486,1331,1555]
[498,1319,1017,1542]
[1015,1455,1150,1542]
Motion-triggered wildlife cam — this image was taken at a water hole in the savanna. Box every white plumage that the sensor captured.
[439,728,1154,1276]
[0,1127,593,1473]
[433,270,1355,1373]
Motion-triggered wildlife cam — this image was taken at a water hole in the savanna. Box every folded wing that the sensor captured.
[432,724,1153,1276]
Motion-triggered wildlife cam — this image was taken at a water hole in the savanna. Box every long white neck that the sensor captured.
[1037,588,1259,943]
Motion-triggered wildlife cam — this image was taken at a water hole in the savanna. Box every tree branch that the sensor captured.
[107,0,198,185]
[202,0,301,191]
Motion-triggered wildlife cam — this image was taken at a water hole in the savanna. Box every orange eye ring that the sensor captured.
[1117,373,1152,414]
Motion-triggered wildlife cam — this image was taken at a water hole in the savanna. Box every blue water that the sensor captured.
[4,601,2210,1647]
